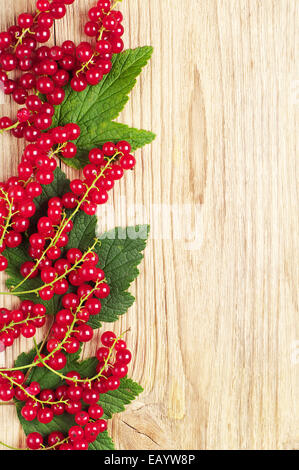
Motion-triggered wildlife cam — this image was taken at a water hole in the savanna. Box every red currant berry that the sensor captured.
[5,231,22,248]
[39,286,54,301]
[95,419,108,433]
[116,349,132,365]
[95,283,110,299]
[37,407,54,424]
[74,324,94,343]
[67,248,82,264]
[50,2,66,20]
[65,371,81,385]
[120,155,136,170]
[102,142,116,156]
[71,75,88,92]
[84,21,98,37]
[61,142,77,159]
[88,404,104,420]
[101,330,116,347]
[0,255,8,272]
[106,376,120,391]
[65,400,82,415]
[64,337,80,354]
[75,411,90,426]
[21,323,36,338]
[64,123,81,140]
[76,42,93,63]
[82,389,99,405]
[26,432,43,450]
[37,0,51,12]
[48,431,65,447]
[112,363,128,378]
[21,405,38,422]
[18,13,34,28]
[72,440,89,450]
[47,351,67,370]
[20,261,38,279]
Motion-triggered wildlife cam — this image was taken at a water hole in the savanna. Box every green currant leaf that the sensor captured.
[14,346,37,369]
[51,47,155,169]
[66,211,97,253]
[88,431,115,450]
[89,225,150,328]
[100,378,144,420]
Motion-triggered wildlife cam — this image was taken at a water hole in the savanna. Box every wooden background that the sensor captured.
[0,0,298,450]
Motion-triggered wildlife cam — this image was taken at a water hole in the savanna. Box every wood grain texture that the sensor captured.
[0,0,298,450]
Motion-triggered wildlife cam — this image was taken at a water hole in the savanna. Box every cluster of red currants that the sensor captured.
[0,301,46,349]
[0,0,138,451]
[0,125,79,274]
[0,331,132,450]
[21,200,77,280]
[71,0,125,91]
[0,176,41,271]
[0,0,125,137]
[70,140,136,216]
[0,1,75,109]
[12,139,133,299]
[30,250,111,359]
[19,122,80,186]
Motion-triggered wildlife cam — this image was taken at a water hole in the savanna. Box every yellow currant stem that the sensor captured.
[12,12,41,52]
[10,212,68,292]
[97,28,104,41]
[0,371,68,406]
[0,315,44,334]
[12,28,31,52]
[96,1,124,46]
[0,441,25,450]
[5,238,101,296]
[76,53,98,77]
[33,330,129,385]
[111,0,123,9]
[48,143,67,159]
[10,154,118,294]
[0,192,14,248]
[40,437,69,451]
[22,176,35,188]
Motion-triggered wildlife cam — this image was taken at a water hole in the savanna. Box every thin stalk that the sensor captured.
[0,238,100,297]
[33,330,129,385]
[0,371,68,406]
[0,316,43,334]
[0,440,24,450]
